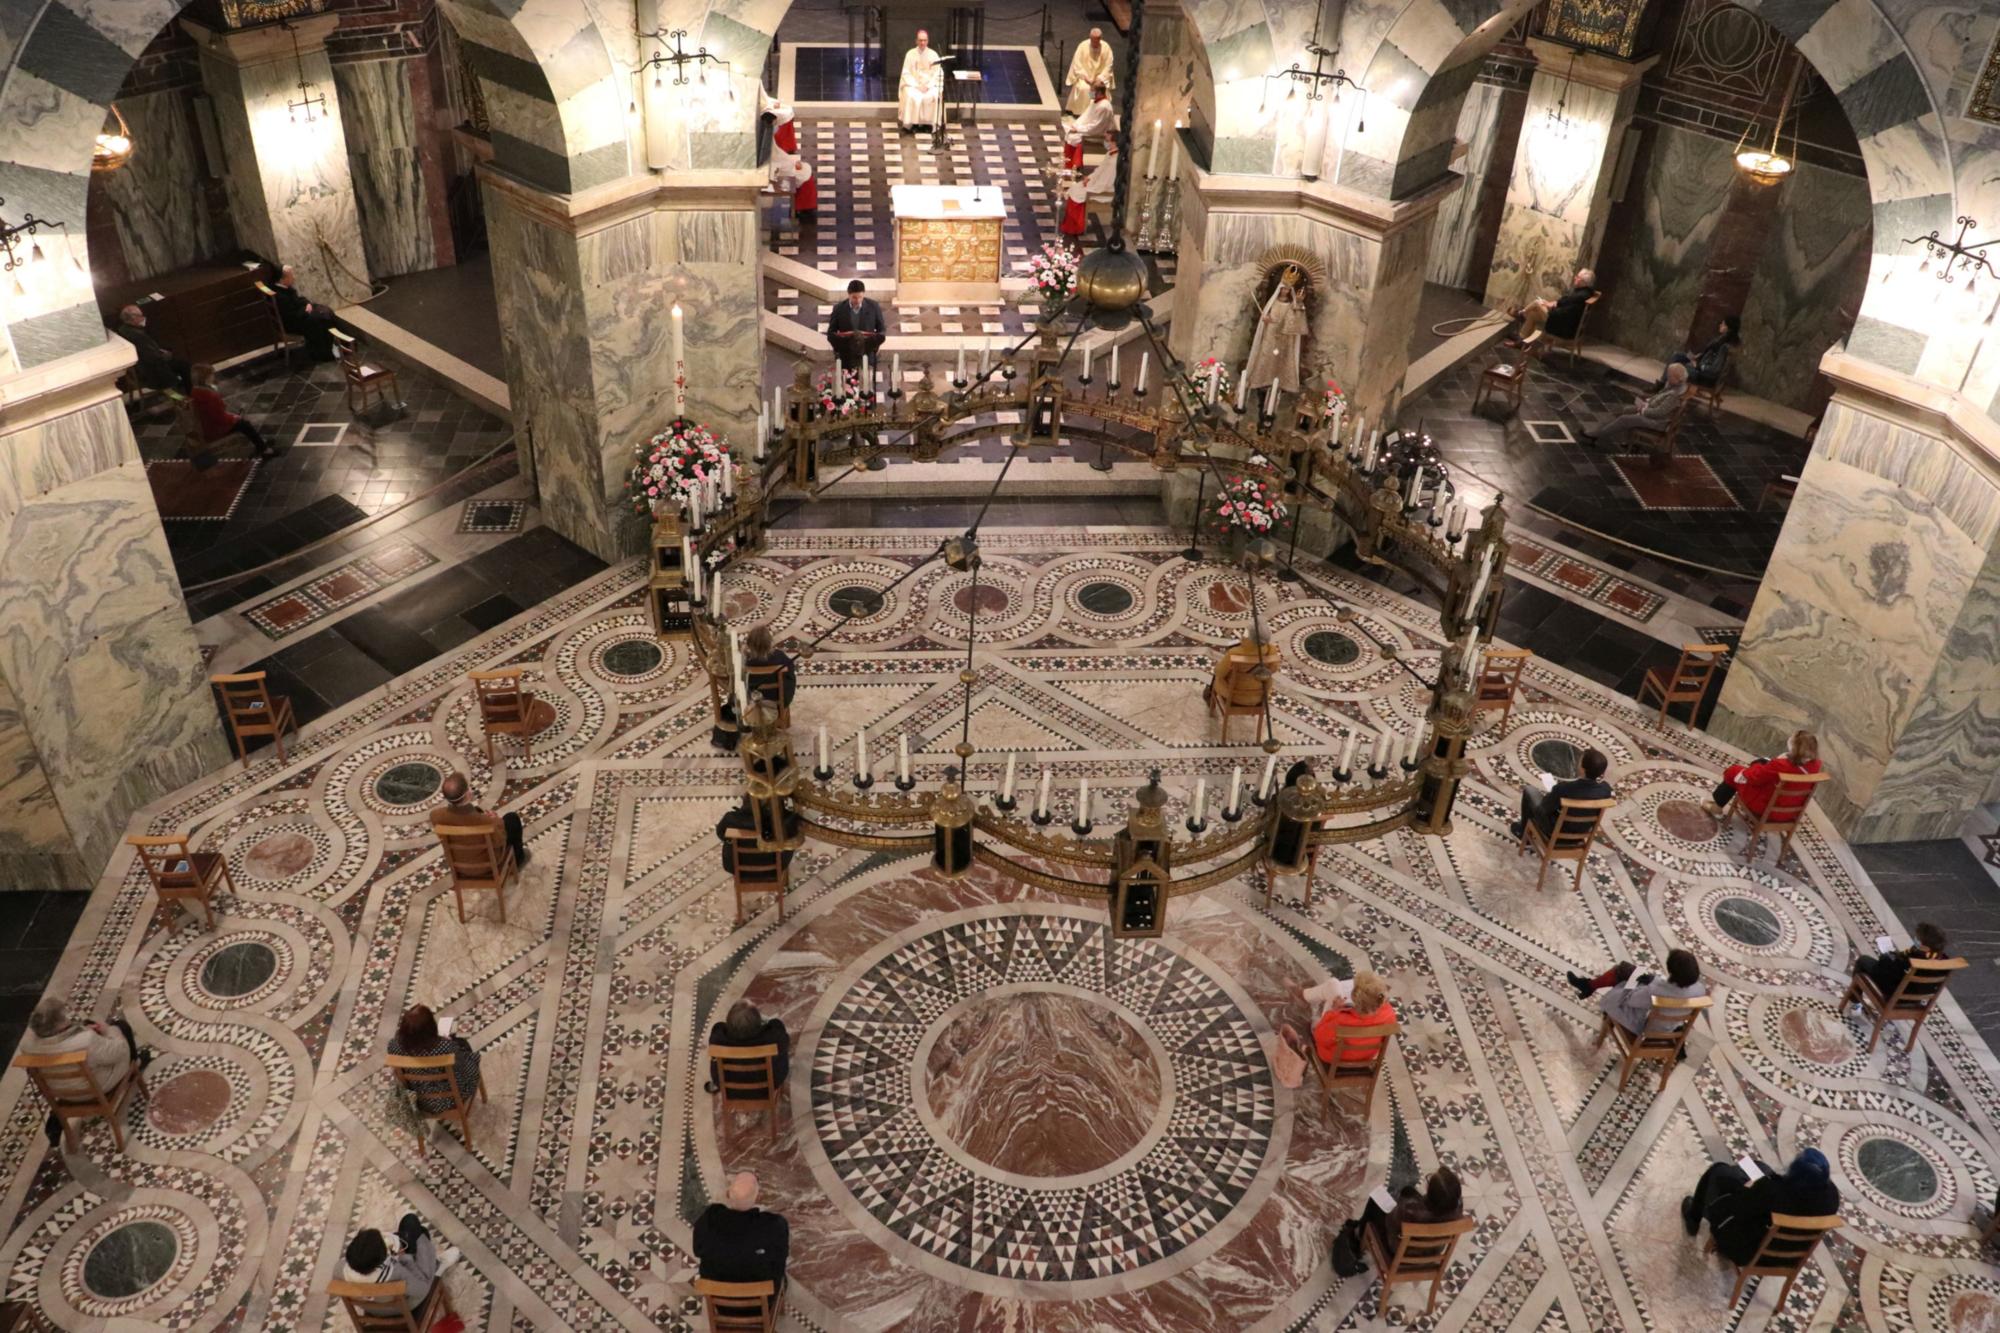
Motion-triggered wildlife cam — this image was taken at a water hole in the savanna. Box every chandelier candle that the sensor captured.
[1259,753,1277,800]
[1036,767,1052,819]
[681,537,694,580]
[1168,122,1181,176]
[670,303,686,415]
[754,407,767,460]
[1081,345,1093,382]
[1404,730,1422,768]
[891,352,902,390]
[1338,729,1358,778]
[817,725,830,774]
[1137,352,1149,394]
[1110,343,1120,387]
[898,734,911,786]
[1001,753,1017,804]
[722,459,734,500]
[979,343,990,377]
[856,726,870,779]
[1077,778,1090,826]
[1235,366,1250,413]
[1227,765,1243,815]
[710,569,722,611]
[1191,777,1206,825]
[1265,377,1279,420]
[956,346,966,382]
[1207,364,1219,403]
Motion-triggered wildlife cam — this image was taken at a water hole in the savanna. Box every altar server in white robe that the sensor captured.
[1063,29,1116,116]
[898,30,945,132]
[1063,83,1114,170]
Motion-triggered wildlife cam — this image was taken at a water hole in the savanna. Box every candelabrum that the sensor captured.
[1135,174,1161,253]
[1153,177,1180,257]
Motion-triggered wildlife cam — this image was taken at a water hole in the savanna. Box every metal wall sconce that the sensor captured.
[642,28,732,91]
[1905,216,1997,288]
[1261,44,1366,131]
[283,19,326,123]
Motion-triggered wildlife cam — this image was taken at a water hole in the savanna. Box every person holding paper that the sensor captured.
[1682,1148,1839,1261]
[742,625,798,707]
[1357,1166,1463,1257]
[388,1004,480,1115]
[1511,747,1611,842]
[1312,971,1394,1064]
[1850,921,1947,997]
[897,30,945,132]
[1702,730,1820,819]
[343,1213,460,1319]
[826,279,887,375]
[1565,948,1705,1039]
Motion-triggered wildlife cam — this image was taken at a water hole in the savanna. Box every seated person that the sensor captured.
[1683,1148,1839,1262]
[271,263,347,361]
[113,303,191,391]
[1703,730,1820,820]
[1566,948,1706,1039]
[1850,921,1948,996]
[1659,315,1740,389]
[705,1000,790,1093]
[1312,970,1394,1064]
[692,1171,789,1290]
[1203,635,1281,712]
[20,997,149,1144]
[1511,746,1611,842]
[431,771,527,867]
[388,1004,480,1115]
[1583,363,1689,449]
[188,364,277,464]
[742,625,797,707]
[716,798,799,873]
[1508,269,1596,347]
[343,1212,458,1315]
[1360,1165,1463,1256]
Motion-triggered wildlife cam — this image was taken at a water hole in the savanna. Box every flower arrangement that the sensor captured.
[1216,469,1286,534]
[1322,378,1346,415]
[627,420,735,516]
[814,367,875,419]
[1184,357,1234,403]
[1017,242,1081,312]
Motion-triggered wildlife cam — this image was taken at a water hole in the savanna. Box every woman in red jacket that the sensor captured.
[1313,970,1395,1064]
[1703,730,1819,819]
[188,363,277,462]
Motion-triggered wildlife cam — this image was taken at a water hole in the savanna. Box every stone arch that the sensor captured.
[0,0,630,370]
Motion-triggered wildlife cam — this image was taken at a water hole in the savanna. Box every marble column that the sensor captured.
[1481,40,1655,313]
[482,168,765,562]
[1710,351,2000,843]
[1425,80,1524,292]
[184,14,374,305]
[1171,169,1456,424]
[0,340,231,890]
[332,50,458,278]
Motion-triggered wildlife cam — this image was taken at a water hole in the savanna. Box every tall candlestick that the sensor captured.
[1137,352,1149,393]
[1259,753,1277,798]
[817,725,830,773]
[670,303,686,415]
[1235,366,1250,412]
[1191,777,1206,824]
[1037,767,1052,818]
[1338,729,1358,775]
[898,733,911,785]
[1002,753,1017,803]
[856,725,870,777]
[1168,122,1182,177]
[1110,342,1120,385]
[1227,765,1243,813]
[1147,119,1162,177]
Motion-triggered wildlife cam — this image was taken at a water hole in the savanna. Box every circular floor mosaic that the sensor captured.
[807,911,1274,1285]
[601,638,664,677]
[81,1219,178,1300]
[372,761,442,808]
[828,585,887,619]
[1075,581,1135,616]
[198,941,277,998]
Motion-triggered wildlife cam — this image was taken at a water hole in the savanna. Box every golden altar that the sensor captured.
[890,183,1006,304]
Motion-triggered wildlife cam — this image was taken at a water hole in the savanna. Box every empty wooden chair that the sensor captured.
[1472,347,1531,416]
[13,1048,147,1153]
[433,820,517,924]
[385,1050,486,1155]
[129,833,235,934]
[468,667,549,765]
[1727,769,1829,864]
[1759,472,1800,512]
[1841,954,1967,1054]
[1307,1019,1398,1115]
[332,328,402,417]
[328,1275,457,1332]
[1473,648,1532,731]
[213,671,299,767]
[708,1041,783,1136]
[1596,994,1712,1093]
[727,829,788,926]
[1637,643,1728,726]
[743,662,792,729]
[253,280,308,370]
[693,1278,780,1333]
[1712,1213,1840,1309]
[1361,1213,1477,1316]
[1516,797,1614,892]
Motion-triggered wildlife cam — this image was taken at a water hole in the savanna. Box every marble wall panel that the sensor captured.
[235,49,373,303]
[333,58,438,279]
[1482,72,1629,310]
[1736,160,1872,408]
[93,89,222,282]
[195,48,279,263]
[1425,80,1505,289]
[1593,125,1734,370]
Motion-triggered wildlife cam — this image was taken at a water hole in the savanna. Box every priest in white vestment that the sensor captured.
[898,30,945,132]
[1063,29,1116,116]
[1062,84,1114,169]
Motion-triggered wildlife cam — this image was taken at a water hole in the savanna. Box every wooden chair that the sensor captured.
[1472,347,1531,416]
[1758,472,1800,512]
[1534,290,1602,371]
[726,829,788,926]
[1637,643,1728,725]
[128,833,235,934]
[693,1278,780,1333]
[434,820,517,924]
[332,328,402,417]
[1516,797,1613,892]
[327,1276,457,1332]
[743,662,792,729]
[1726,769,1829,864]
[253,281,307,370]
[1306,1019,1398,1115]
[1711,1213,1840,1309]
[708,1041,783,1136]
[212,671,299,767]
[12,1048,147,1153]
[1360,1213,1477,1316]
[385,1050,486,1155]
[1687,362,1730,417]
[1207,645,1278,743]
[1841,955,1967,1054]
[1630,395,1695,465]
[1595,994,1712,1093]
[1473,648,1532,731]
[468,667,548,765]
[1980,1202,2000,1248]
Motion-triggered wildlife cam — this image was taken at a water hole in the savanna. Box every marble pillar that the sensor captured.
[1711,352,2000,843]
[90,90,224,284]
[1481,40,1654,313]
[185,15,373,305]
[1125,0,1194,235]
[483,168,765,562]
[0,340,230,889]
[1425,81,1521,292]
[1171,170,1454,424]
[332,55,457,278]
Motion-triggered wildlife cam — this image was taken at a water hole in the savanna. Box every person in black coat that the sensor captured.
[1512,747,1612,841]
[716,799,798,874]
[705,999,791,1092]
[113,304,191,391]
[742,625,797,707]
[1657,314,1741,389]
[1683,1148,1839,1263]
[271,264,342,361]
[1851,921,1947,996]
[1508,269,1597,347]
[693,1172,790,1289]
[826,279,886,374]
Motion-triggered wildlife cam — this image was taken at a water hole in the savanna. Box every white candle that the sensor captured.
[1147,119,1162,177]
[979,342,991,377]
[1353,414,1367,452]
[892,351,902,388]
[1371,731,1387,772]
[1082,345,1093,381]
[723,459,735,500]
[775,384,785,424]
[1467,546,1494,615]
[1227,765,1243,812]
[1110,342,1120,385]
[856,725,870,777]
[1037,766,1052,817]
[670,303,686,414]
[862,358,874,395]
[1235,365,1251,412]
[1405,466,1421,508]
[689,486,703,528]
[710,568,722,609]
[1265,378,1278,418]
[1077,778,1090,825]
[1207,364,1220,403]
[956,345,966,381]
[1330,401,1344,445]
[1137,352,1149,393]
[1002,753,1017,803]
[755,407,768,460]
[1259,753,1277,798]
[1338,730,1358,775]
[817,724,830,772]
[1405,730,1423,766]
[1168,122,1182,177]
[681,536,694,577]
[1191,777,1206,824]
[898,733,911,784]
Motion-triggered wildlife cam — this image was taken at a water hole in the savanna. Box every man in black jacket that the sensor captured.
[271,264,344,361]
[692,1172,789,1290]
[826,279,886,377]
[1512,746,1612,841]
[1510,268,1597,348]
[113,304,191,391]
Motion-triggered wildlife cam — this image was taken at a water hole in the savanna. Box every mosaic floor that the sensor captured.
[5,527,1999,1331]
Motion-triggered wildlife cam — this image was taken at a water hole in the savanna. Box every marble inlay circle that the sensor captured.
[1713,895,1782,948]
[1856,1135,1940,1205]
[1529,740,1580,780]
[922,991,1164,1178]
[1657,799,1720,843]
[180,929,294,1011]
[1075,580,1135,616]
[197,940,278,998]
[828,585,888,620]
[146,1069,233,1136]
[1302,630,1361,666]
[77,1216,182,1305]
[804,909,1274,1287]
[951,583,1009,617]
[601,637,665,678]
[372,760,443,808]
[1776,1004,1856,1067]
[242,830,316,881]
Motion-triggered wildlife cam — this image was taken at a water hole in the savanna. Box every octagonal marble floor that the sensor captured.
[2,526,1997,1332]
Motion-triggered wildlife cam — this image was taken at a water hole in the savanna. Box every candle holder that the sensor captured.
[1251,784,1275,809]
[1078,369,1094,389]
[854,769,875,791]
[1366,760,1390,781]
[1222,798,1245,823]
[1332,764,1353,785]
[813,760,835,782]
[1401,753,1421,773]
[1070,815,1095,837]
[1031,805,1053,826]
[1001,364,1017,382]
[1185,813,1208,835]
[994,791,1018,814]
[894,771,916,792]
